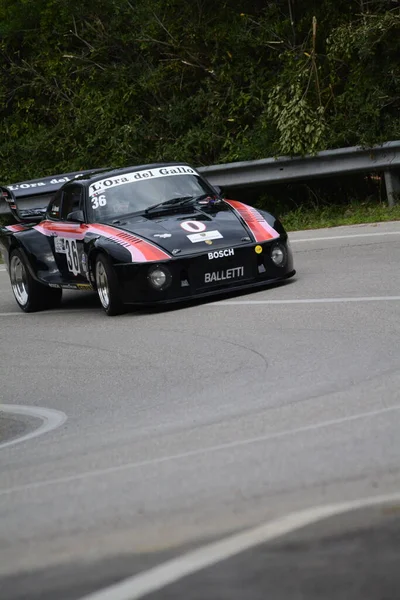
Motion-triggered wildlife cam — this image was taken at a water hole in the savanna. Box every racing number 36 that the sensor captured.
[65,239,80,276]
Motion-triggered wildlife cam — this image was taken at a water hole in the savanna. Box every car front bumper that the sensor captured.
[114,239,295,305]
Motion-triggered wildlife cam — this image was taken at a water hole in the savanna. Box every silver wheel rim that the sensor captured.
[96,260,110,309]
[10,255,29,306]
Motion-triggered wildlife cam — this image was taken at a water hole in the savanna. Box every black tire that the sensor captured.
[94,253,124,316]
[9,248,62,312]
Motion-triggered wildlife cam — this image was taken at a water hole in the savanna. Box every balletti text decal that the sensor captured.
[224,200,279,242]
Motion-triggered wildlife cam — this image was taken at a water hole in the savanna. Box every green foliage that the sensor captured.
[266,82,326,155]
[0,0,399,183]
[280,200,400,232]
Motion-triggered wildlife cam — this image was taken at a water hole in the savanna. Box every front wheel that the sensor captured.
[95,254,124,316]
[9,249,62,312]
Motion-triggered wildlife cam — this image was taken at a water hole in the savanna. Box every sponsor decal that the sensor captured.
[81,253,89,276]
[205,266,244,283]
[49,283,61,288]
[187,230,223,243]
[180,220,206,233]
[224,200,279,242]
[255,245,263,254]
[89,165,196,197]
[154,233,172,239]
[54,237,66,254]
[61,283,79,289]
[8,182,47,191]
[76,283,92,290]
[7,174,88,192]
[208,248,234,260]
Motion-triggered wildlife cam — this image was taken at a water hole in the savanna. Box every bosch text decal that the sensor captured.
[208,248,234,259]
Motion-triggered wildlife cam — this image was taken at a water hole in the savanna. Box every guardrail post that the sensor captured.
[384,170,400,208]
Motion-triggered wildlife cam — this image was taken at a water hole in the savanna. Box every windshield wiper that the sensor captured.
[145,194,215,214]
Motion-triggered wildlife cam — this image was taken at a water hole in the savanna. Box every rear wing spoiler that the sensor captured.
[0,169,106,223]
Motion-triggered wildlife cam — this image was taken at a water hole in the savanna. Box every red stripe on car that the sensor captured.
[34,222,87,239]
[5,224,26,233]
[34,220,170,262]
[90,224,170,262]
[224,200,279,242]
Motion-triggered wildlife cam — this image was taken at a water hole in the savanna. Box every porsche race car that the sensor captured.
[0,163,295,315]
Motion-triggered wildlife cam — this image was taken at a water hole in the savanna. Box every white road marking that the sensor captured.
[2,297,400,316]
[0,266,6,272]
[1,403,399,496]
[78,490,400,600]
[0,309,98,317]
[0,404,67,450]
[290,231,400,243]
[217,296,400,305]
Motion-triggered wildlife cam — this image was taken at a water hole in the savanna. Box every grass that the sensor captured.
[279,200,400,231]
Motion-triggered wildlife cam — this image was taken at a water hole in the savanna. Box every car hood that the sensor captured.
[108,201,280,257]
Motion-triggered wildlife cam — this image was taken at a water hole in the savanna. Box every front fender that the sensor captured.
[85,236,133,287]
[258,209,288,240]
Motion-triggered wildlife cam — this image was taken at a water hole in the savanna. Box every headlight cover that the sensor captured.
[147,265,172,290]
[271,244,287,267]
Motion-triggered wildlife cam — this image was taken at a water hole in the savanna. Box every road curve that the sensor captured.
[0,221,400,599]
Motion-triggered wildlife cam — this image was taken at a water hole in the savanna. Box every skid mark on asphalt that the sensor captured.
[1,403,399,496]
[158,327,268,370]
[0,405,67,450]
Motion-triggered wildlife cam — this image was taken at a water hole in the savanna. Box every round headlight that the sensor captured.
[148,266,171,290]
[271,245,286,266]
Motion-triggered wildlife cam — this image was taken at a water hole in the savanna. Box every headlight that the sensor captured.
[148,266,171,290]
[271,244,286,267]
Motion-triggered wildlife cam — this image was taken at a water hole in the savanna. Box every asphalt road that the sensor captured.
[1,221,400,599]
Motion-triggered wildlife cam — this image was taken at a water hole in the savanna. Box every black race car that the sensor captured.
[0,163,295,315]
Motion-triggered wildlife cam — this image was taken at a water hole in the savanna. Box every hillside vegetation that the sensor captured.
[0,0,399,183]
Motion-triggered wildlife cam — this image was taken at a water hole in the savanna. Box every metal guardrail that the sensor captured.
[1,142,399,215]
[198,141,400,207]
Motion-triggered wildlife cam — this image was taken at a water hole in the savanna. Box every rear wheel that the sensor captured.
[95,254,124,316]
[9,249,62,312]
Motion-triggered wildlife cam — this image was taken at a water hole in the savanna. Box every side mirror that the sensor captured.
[67,210,85,223]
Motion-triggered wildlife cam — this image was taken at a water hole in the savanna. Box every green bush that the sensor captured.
[0,1,398,184]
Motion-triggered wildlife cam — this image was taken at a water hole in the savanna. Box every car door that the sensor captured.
[52,185,89,285]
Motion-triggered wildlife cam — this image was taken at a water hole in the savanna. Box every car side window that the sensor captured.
[46,191,63,221]
[61,185,83,220]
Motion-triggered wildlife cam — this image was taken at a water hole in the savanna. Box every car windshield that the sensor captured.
[88,165,214,221]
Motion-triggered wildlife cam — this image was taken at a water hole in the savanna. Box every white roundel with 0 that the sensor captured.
[180,220,206,233]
